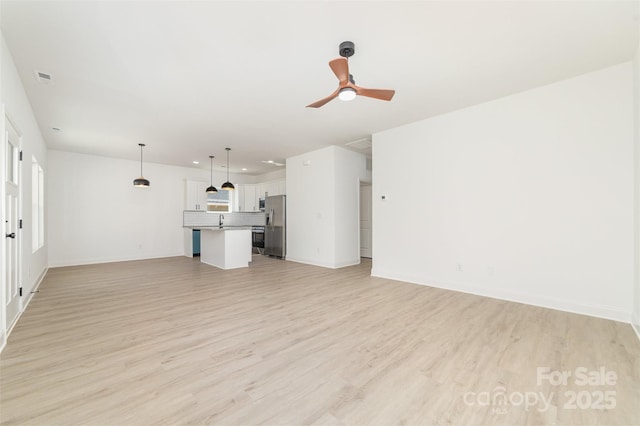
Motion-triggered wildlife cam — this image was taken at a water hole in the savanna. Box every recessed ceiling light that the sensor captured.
[242,168,247,171]
[192,161,199,165]
[51,127,61,131]
[267,160,274,163]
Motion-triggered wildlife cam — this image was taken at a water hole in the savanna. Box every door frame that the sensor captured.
[359,179,373,259]
[2,110,23,345]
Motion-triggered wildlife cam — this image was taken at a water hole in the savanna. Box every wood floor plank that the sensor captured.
[1,255,639,425]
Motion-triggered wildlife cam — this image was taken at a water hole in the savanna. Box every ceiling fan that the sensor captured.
[307,41,395,108]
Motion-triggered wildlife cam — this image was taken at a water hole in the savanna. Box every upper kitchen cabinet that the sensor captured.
[257,179,286,199]
[185,180,208,210]
[236,179,285,212]
[243,184,257,212]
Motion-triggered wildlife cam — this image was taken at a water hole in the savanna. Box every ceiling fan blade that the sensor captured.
[354,86,396,101]
[306,89,339,108]
[329,58,349,84]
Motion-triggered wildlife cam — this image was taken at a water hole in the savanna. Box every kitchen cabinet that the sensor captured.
[236,179,285,212]
[256,183,266,201]
[185,180,208,210]
[236,184,257,212]
[243,184,257,212]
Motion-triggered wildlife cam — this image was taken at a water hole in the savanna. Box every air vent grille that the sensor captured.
[34,70,53,84]
[346,137,372,150]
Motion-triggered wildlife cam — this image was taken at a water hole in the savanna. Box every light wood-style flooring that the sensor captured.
[1,256,639,425]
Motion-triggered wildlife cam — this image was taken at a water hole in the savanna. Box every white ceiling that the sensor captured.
[1,1,638,175]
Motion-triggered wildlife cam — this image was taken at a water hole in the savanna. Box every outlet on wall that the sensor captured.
[456,263,463,272]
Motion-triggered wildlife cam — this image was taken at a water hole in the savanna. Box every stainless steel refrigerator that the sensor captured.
[264,195,286,258]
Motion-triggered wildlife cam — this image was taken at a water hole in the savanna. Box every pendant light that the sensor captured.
[206,155,217,193]
[221,147,235,190]
[133,143,150,187]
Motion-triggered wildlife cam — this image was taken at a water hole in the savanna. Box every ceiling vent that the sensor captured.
[346,137,372,150]
[34,70,53,85]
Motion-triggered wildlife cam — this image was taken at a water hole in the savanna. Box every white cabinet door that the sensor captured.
[265,182,279,197]
[186,180,208,210]
[236,185,245,211]
[256,183,266,203]
[243,185,257,211]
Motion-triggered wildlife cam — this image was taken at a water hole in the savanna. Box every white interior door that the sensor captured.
[4,117,21,330]
[360,183,372,258]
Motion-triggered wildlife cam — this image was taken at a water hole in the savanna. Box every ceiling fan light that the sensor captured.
[339,87,356,101]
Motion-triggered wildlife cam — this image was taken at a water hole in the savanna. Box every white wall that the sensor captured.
[252,168,286,183]
[0,35,49,349]
[373,62,634,322]
[47,150,249,267]
[633,38,640,337]
[334,148,371,267]
[287,145,370,268]
[287,146,336,267]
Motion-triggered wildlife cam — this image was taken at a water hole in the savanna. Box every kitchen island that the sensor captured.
[183,211,265,270]
[199,227,252,269]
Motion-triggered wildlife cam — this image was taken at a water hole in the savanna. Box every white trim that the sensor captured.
[48,252,185,268]
[632,312,640,342]
[286,256,360,270]
[0,105,5,356]
[371,267,630,323]
[0,266,47,354]
[21,266,47,312]
[334,258,361,269]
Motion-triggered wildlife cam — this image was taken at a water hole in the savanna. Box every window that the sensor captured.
[32,156,44,252]
[206,190,232,212]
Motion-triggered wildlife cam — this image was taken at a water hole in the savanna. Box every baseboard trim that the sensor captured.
[286,256,336,269]
[371,267,630,323]
[21,266,48,311]
[286,256,360,269]
[48,252,185,268]
[632,312,640,342]
[1,266,48,354]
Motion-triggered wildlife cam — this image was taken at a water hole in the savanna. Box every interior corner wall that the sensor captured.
[334,146,371,267]
[286,145,370,268]
[1,34,49,347]
[286,146,337,267]
[372,62,635,322]
[47,150,249,267]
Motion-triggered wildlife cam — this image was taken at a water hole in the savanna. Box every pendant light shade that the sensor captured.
[206,155,218,193]
[221,147,235,190]
[133,143,150,187]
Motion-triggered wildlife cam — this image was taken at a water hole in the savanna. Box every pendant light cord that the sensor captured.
[210,156,213,185]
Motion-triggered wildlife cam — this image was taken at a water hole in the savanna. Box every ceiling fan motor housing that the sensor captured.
[339,41,355,58]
